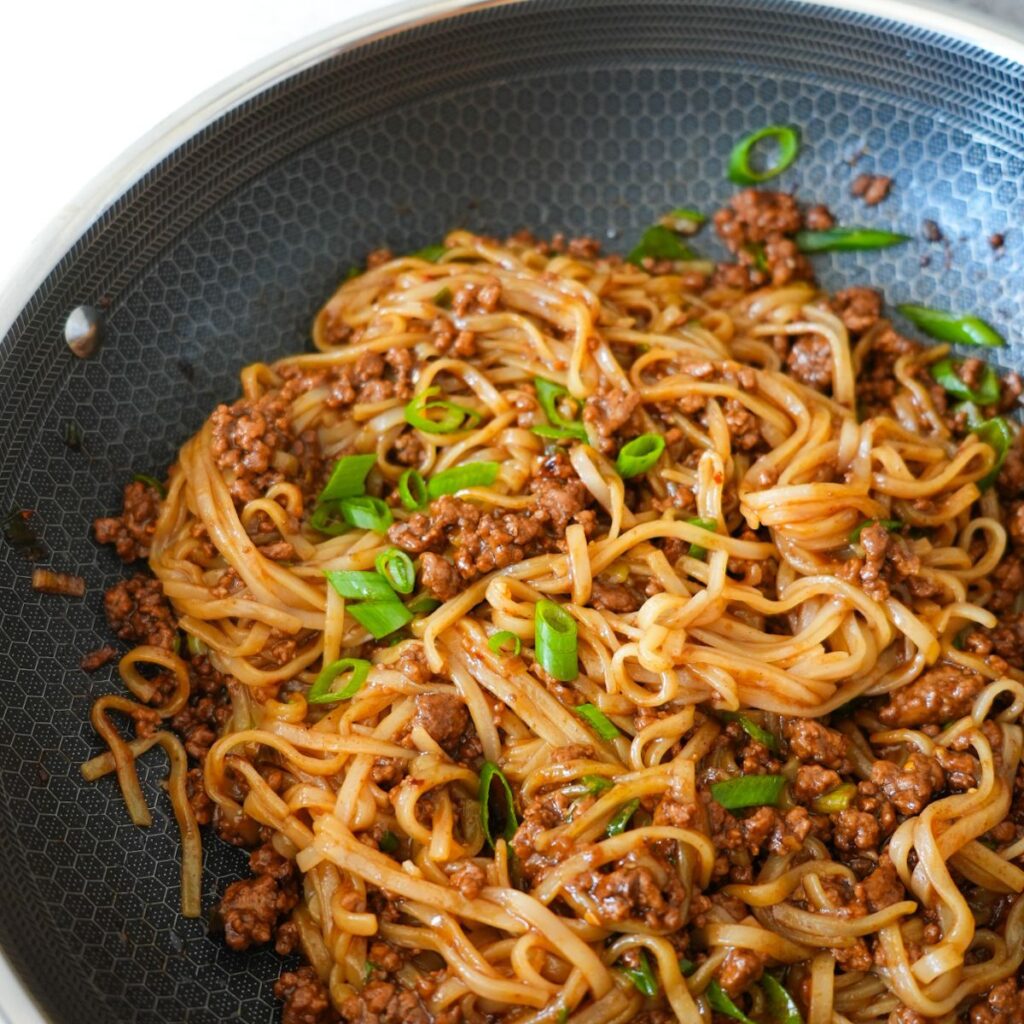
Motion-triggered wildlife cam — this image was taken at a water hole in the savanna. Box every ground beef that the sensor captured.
[805,204,835,231]
[451,278,502,317]
[851,173,893,206]
[583,386,641,453]
[785,334,833,391]
[792,765,842,803]
[833,808,880,852]
[432,317,477,358]
[447,860,487,899]
[103,574,177,650]
[831,287,883,336]
[783,719,849,769]
[186,766,214,825]
[585,852,687,931]
[968,976,1024,1024]
[713,189,812,286]
[387,496,471,555]
[390,429,425,467]
[847,521,938,602]
[855,325,920,417]
[870,754,944,816]
[856,855,905,913]
[93,480,162,562]
[339,983,430,1024]
[417,552,461,601]
[877,664,986,727]
[371,757,406,789]
[315,348,417,410]
[218,842,299,951]
[590,580,644,613]
[413,692,469,757]
[391,643,434,685]
[511,785,582,885]
[723,398,762,450]
[716,948,766,999]
[528,451,596,535]
[965,614,1024,670]
[80,645,118,672]
[274,967,337,1024]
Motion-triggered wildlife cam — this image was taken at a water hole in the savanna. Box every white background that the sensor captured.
[0,0,1022,299]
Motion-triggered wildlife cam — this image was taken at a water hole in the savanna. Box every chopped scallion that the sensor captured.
[707,980,757,1024]
[929,357,1000,406]
[728,125,801,186]
[488,630,522,657]
[659,208,706,235]
[325,569,396,601]
[433,286,453,308]
[340,495,393,533]
[795,227,909,252]
[616,433,665,478]
[686,516,719,558]
[606,798,640,837]
[762,974,804,1024]
[406,593,442,616]
[535,600,579,681]
[310,503,349,536]
[318,453,377,503]
[811,782,858,815]
[186,634,208,658]
[133,473,166,498]
[848,518,902,546]
[534,378,587,441]
[627,224,697,267]
[427,461,500,498]
[479,760,518,846]
[898,304,1005,348]
[619,950,658,997]
[308,657,371,704]
[409,244,447,262]
[974,415,1014,489]
[710,774,787,810]
[718,710,778,751]
[398,468,428,510]
[575,702,621,741]
[378,830,400,854]
[405,386,481,434]
[347,600,413,639]
[375,548,416,594]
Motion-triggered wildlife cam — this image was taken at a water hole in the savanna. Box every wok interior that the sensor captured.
[0,1,1021,1020]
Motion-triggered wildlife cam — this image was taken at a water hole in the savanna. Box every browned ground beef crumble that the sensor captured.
[88,195,1024,1023]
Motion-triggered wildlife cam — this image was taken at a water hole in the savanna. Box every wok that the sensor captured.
[1,1,1022,1020]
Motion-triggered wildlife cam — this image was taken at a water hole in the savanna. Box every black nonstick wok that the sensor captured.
[1,1,1022,1020]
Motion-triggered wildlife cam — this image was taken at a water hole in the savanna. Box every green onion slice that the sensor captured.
[616,434,666,478]
[308,657,371,704]
[186,634,208,657]
[606,798,640,837]
[627,224,697,267]
[479,760,518,846]
[795,227,909,252]
[344,266,361,281]
[898,304,1005,348]
[405,387,482,434]
[579,774,615,795]
[535,599,579,681]
[745,243,769,273]
[659,208,706,235]
[132,473,166,498]
[534,378,588,441]
[433,286,453,308]
[620,950,659,997]
[409,244,447,262]
[557,1009,569,1024]
[686,516,719,558]
[707,981,758,1024]
[407,593,442,616]
[428,461,500,498]
[811,782,858,815]
[575,702,621,741]
[398,468,428,510]
[340,495,393,533]
[929,357,1000,405]
[848,518,902,546]
[678,958,697,977]
[718,711,778,751]
[378,830,400,854]
[310,503,349,536]
[319,453,377,503]
[488,630,522,657]
[347,600,413,639]
[375,548,416,594]
[728,125,801,186]
[710,774,787,810]
[974,415,1014,490]
[762,974,804,1024]
[325,569,396,601]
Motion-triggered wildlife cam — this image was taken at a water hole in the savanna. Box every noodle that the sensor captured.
[83,217,1024,1024]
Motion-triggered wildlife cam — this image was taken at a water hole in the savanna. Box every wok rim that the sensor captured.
[1,0,1022,1019]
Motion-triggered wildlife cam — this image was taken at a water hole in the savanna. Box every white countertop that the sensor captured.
[1,0,1022,308]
